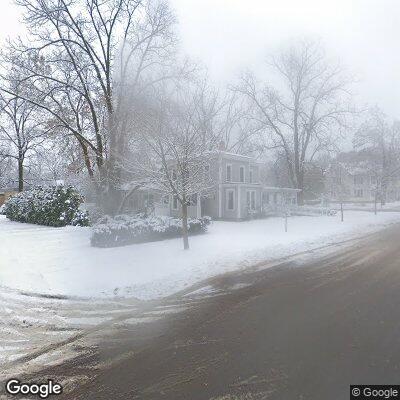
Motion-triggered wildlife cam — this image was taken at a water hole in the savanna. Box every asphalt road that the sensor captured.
[13,223,400,399]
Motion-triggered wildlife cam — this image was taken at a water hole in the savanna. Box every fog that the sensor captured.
[169,0,400,119]
[1,2,400,397]
[1,0,398,117]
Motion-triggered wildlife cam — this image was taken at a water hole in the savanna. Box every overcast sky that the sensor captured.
[1,0,399,119]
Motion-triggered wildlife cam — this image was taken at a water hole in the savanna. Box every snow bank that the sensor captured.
[1,212,399,300]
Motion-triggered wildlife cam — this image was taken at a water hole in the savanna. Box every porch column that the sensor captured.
[237,186,241,219]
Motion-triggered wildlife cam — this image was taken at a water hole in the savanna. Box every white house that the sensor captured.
[122,151,300,220]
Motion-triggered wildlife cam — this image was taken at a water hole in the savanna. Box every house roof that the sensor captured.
[219,151,254,160]
[263,186,302,192]
[221,183,300,192]
[207,150,264,164]
[221,152,265,165]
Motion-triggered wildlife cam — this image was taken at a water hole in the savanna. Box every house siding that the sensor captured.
[220,157,260,184]
[326,164,400,203]
[122,151,299,221]
[222,186,238,219]
[202,187,219,217]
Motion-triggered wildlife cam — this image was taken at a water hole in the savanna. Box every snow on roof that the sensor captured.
[220,151,254,160]
[340,162,370,176]
[206,150,265,164]
[263,186,301,192]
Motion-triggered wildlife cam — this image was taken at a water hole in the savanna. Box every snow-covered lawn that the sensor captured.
[331,200,400,211]
[1,212,400,300]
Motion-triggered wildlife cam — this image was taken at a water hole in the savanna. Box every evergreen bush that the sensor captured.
[3,185,89,227]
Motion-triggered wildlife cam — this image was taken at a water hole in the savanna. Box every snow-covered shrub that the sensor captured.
[292,206,337,217]
[91,214,211,248]
[70,210,90,227]
[0,204,5,215]
[3,185,89,227]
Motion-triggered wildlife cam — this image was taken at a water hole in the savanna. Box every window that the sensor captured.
[285,196,295,205]
[162,195,169,206]
[354,189,363,197]
[239,166,245,183]
[354,175,363,185]
[226,164,232,182]
[128,196,138,210]
[226,189,235,210]
[246,190,256,210]
[172,195,178,210]
[249,169,253,183]
[144,193,154,206]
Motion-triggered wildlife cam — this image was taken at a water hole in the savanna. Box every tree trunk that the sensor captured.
[93,110,122,216]
[296,172,305,206]
[18,159,24,192]
[97,146,123,216]
[340,201,344,222]
[181,201,189,250]
[374,190,378,215]
[297,190,304,206]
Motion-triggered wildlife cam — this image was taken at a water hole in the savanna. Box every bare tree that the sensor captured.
[235,40,355,204]
[31,134,84,184]
[0,154,14,188]
[128,79,217,250]
[0,78,48,191]
[215,91,263,156]
[1,0,180,213]
[354,107,400,206]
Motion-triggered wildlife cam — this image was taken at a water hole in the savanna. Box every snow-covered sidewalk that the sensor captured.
[1,212,400,300]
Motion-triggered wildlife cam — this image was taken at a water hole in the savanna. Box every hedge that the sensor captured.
[91,214,211,248]
[3,185,89,227]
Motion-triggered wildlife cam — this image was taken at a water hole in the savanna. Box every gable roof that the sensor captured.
[207,150,264,165]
